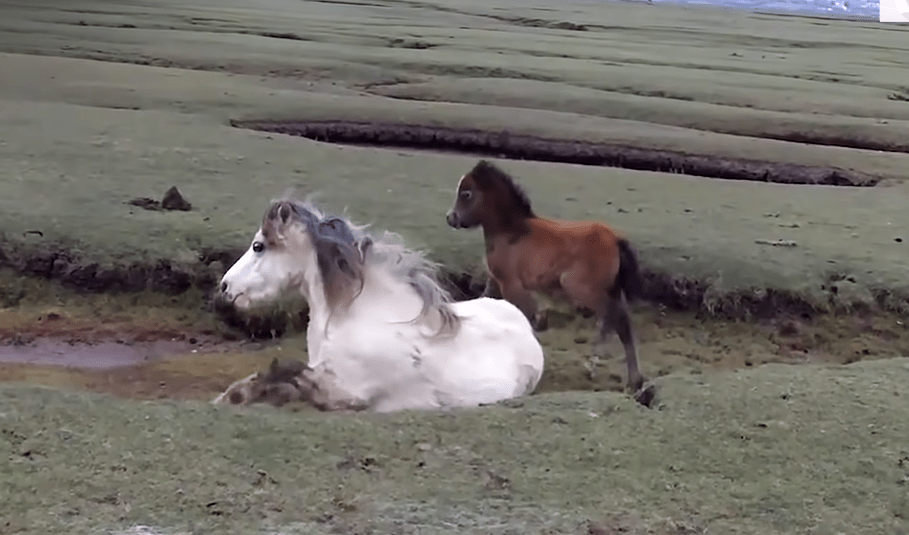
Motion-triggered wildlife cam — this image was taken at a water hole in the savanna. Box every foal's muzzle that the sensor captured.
[446,211,460,228]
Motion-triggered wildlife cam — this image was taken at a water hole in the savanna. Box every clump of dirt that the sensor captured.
[1,242,240,299]
[230,119,878,187]
[161,186,192,211]
[127,197,160,211]
[210,296,309,340]
[127,185,192,211]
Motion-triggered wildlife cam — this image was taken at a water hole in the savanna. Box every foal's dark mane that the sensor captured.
[470,160,536,219]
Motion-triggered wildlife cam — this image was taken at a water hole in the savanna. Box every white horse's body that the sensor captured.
[216,199,544,413]
[306,295,542,413]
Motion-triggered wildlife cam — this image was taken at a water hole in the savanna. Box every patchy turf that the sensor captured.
[2,358,908,535]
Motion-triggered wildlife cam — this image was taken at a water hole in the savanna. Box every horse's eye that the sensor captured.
[252,241,265,253]
[459,190,472,200]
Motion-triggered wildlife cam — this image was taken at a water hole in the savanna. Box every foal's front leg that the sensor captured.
[500,280,545,331]
[482,277,502,299]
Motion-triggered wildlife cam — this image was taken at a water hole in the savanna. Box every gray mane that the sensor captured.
[262,197,461,338]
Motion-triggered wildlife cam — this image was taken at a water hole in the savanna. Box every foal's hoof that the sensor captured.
[630,380,656,408]
[532,311,549,332]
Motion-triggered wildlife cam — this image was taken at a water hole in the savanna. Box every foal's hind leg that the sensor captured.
[558,269,610,379]
[603,293,644,392]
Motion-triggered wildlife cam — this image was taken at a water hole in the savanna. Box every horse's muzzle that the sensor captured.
[446,211,460,228]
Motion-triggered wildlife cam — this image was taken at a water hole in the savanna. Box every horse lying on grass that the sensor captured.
[215,198,545,412]
[446,160,646,394]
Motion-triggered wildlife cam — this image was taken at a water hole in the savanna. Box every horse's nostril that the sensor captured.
[220,281,228,293]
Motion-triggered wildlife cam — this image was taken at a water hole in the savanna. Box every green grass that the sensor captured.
[2,358,908,534]
[0,0,907,312]
[1,95,908,312]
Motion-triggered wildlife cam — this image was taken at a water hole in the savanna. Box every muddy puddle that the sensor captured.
[0,337,236,369]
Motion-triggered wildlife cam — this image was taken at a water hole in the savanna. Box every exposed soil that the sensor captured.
[0,339,216,369]
[230,119,879,187]
[0,310,254,366]
[1,299,906,406]
[1,244,900,345]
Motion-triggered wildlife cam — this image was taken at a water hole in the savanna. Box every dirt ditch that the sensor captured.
[1,241,900,341]
[230,119,879,187]
[2,299,908,406]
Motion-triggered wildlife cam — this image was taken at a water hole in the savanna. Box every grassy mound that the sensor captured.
[1,96,907,318]
[2,358,907,534]
[0,0,907,317]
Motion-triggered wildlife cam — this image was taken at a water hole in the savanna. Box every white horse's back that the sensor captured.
[428,297,543,403]
[313,295,543,413]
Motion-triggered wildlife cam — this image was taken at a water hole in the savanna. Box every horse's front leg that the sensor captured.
[298,368,370,413]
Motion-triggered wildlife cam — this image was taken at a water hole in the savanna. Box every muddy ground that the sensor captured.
[3,286,908,404]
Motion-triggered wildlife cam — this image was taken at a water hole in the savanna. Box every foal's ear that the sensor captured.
[269,357,280,375]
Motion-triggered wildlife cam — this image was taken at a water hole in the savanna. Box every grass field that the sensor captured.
[3,358,909,535]
[1,0,909,532]
[0,0,908,314]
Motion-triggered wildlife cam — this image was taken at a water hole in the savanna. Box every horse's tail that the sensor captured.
[611,238,643,302]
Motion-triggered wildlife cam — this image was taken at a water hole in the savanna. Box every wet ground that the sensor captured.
[2,301,906,405]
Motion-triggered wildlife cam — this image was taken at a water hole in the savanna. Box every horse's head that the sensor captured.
[446,160,535,230]
[219,199,368,313]
[219,200,316,311]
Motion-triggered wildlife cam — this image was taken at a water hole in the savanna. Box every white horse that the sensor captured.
[214,198,545,413]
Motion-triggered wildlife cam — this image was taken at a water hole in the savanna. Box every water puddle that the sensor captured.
[0,337,242,370]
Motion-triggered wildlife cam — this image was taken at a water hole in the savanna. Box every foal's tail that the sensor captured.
[612,238,643,302]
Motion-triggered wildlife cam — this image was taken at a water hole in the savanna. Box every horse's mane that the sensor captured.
[470,160,536,218]
[262,197,461,338]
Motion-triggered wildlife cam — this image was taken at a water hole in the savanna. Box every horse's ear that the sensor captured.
[336,256,356,278]
[358,237,373,261]
[269,357,280,375]
[278,203,292,224]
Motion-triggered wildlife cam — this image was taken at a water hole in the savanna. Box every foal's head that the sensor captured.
[219,199,368,313]
[446,160,536,231]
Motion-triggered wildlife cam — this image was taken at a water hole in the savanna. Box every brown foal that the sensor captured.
[446,160,645,392]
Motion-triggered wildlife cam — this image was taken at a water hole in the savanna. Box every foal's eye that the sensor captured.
[252,241,265,253]
[459,190,472,200]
